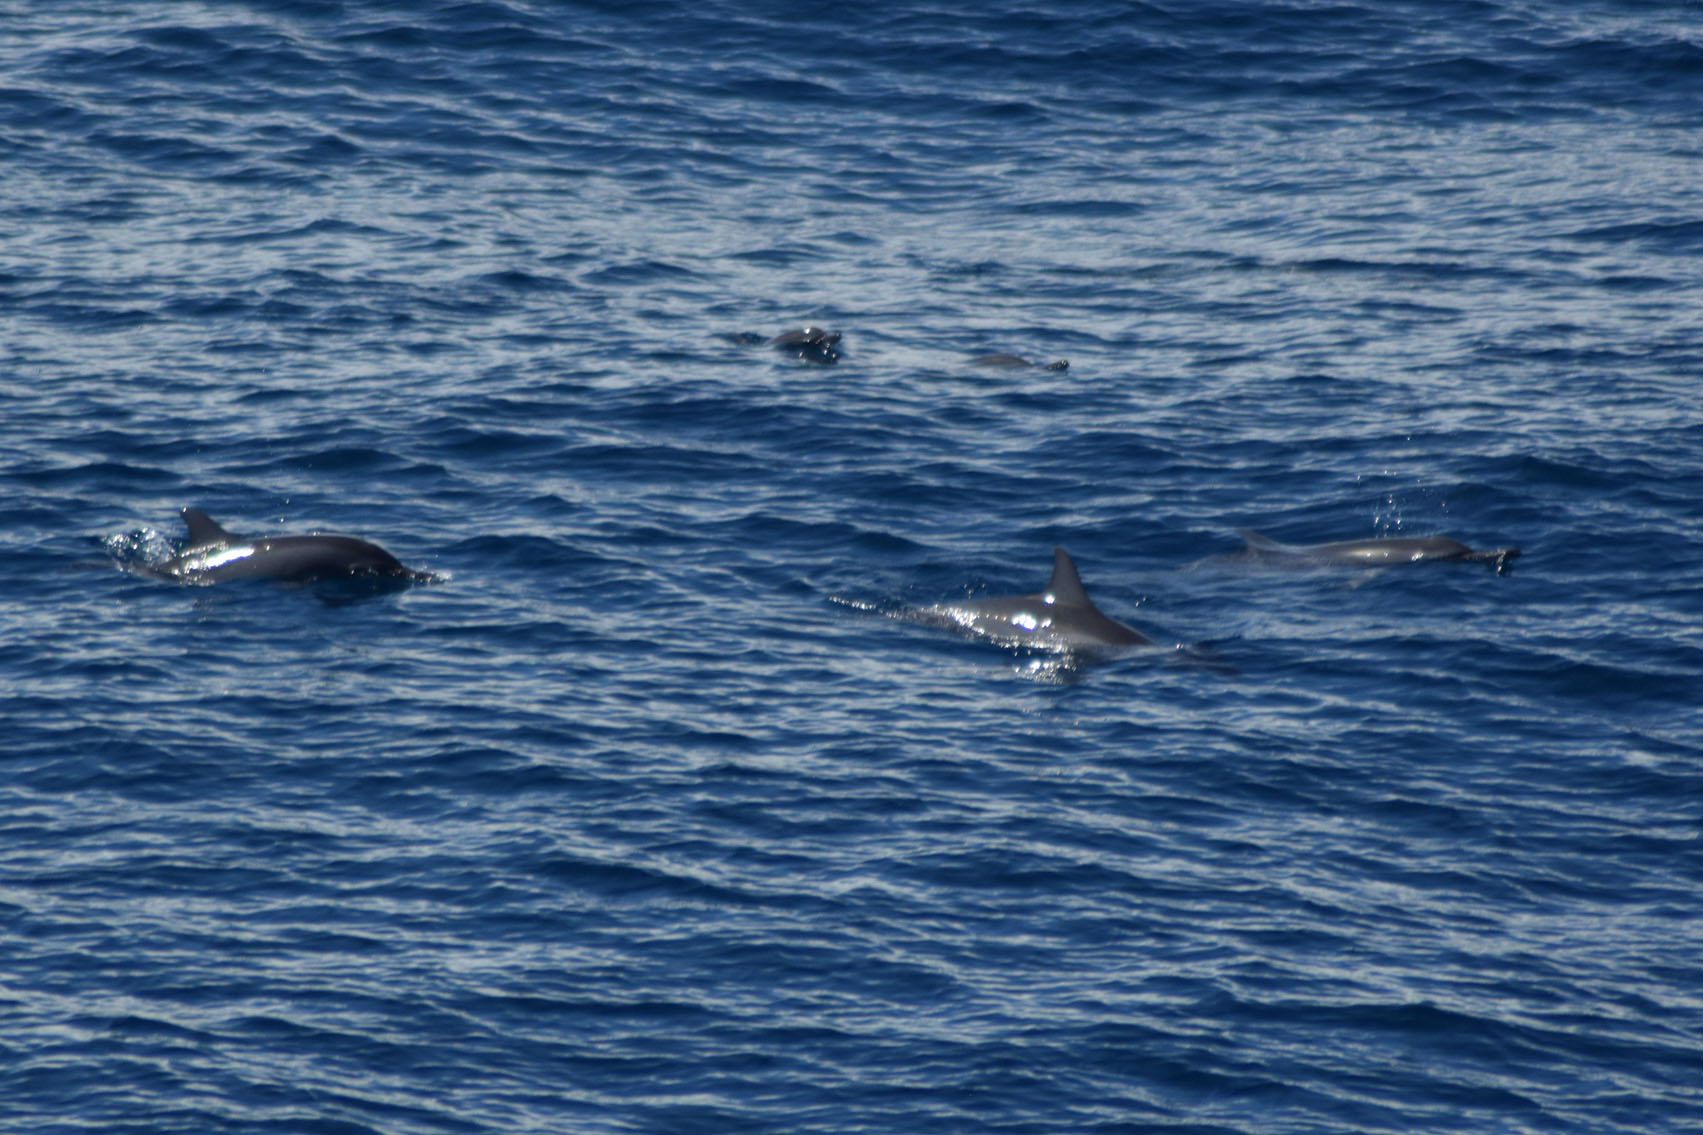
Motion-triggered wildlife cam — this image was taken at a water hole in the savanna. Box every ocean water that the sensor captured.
[4,1,1702,1131]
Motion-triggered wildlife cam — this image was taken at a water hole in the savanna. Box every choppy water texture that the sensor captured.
[4,2,1703,1132]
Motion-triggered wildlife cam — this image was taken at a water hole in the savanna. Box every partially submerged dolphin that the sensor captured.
[727,327,842,364]
[1232,530,1520,573]
[146,509,435,586]
[920,547,1155,654]
[769,327,841,364]
[970,353,1069,371]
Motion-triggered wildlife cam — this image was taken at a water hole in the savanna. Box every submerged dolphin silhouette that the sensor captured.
[969,353,1069,371]
[921,547,1154,653]
[1233,530,1520,573]
[148,509,434,586]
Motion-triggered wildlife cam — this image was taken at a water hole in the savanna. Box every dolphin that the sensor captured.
[146,509,435,586]
[724,327,842,363]
[1232,530,1520,573]
[769,327,841,364]
[920,547,1155,653]
[970,353,1069,371]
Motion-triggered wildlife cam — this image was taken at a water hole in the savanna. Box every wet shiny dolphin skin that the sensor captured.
[722,327,842,363]
[149,509,434,585]
[768,327,841,363]
[1234,530,1521,571]
[921,547,1154,653]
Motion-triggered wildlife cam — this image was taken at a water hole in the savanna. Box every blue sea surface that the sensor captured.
[4,1,1702,1131]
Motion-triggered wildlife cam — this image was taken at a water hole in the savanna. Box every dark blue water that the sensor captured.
[5,2,1703,1131]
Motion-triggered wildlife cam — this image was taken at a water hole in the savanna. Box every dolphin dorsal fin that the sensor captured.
[1237,529,1281,551]
[1043,547,1091,607]
[181,508,237,548]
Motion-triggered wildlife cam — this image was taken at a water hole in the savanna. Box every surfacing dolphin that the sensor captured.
[146,509,435,587]
[769,327,841,364]
[726,327,842,364]
[920,547,1156,654]
[1232,530,1520,574]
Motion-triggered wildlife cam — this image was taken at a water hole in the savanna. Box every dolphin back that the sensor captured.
[1235,529,1519,572]
[249,535,421,582]
[182,508,239,549]
[154,510,435,587]
[919,547,1153,653]
[1044,546,1091,607]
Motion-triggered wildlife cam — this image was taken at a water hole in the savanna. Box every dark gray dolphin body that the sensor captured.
[769,327,841,364]
[970,353,1069,371]
[724,327,842,363]
[921,547,1154,653]
[1233,530,1520,573]
[149,509,434,586]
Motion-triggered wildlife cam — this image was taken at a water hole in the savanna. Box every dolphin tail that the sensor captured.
[1463,547,1521,574]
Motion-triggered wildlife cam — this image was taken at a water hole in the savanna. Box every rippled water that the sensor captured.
[4,2,1702,1132]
